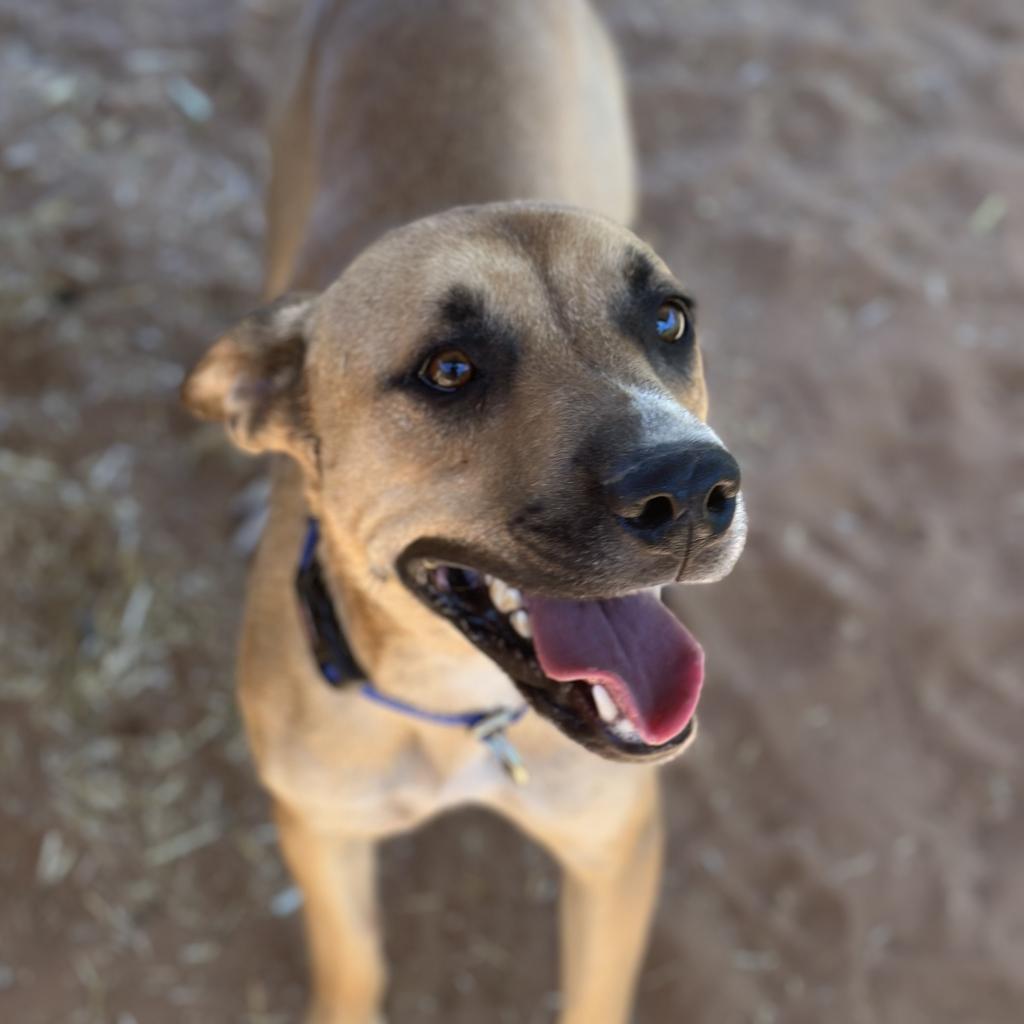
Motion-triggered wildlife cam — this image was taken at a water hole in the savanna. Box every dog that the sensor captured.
[183,2,747,1022]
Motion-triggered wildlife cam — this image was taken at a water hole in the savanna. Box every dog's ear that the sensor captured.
[182,292,319,470]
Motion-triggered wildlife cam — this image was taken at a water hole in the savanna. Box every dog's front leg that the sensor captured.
[274,802,386,1024]
[506,771,664,1024]
[557,782,663,1024]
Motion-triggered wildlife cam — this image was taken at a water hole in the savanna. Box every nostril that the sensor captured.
[704,483,732,518]
[703,480,738,533]
[628,494,676,532]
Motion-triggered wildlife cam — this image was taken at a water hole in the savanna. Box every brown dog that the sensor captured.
[183,2,746,1022]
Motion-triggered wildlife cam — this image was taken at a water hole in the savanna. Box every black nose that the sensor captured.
[604,443,741,543]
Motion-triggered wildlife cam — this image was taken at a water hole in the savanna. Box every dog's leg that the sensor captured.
[274,803,385,1024]
[505,771,664,1024]
[556,784,663,1024]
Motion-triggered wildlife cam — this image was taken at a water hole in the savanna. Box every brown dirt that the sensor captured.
[1,0,1022,1021]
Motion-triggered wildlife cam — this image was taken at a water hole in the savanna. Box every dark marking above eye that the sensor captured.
[623,249,656,294]
[439,284,486,326]
[622,248,697,316]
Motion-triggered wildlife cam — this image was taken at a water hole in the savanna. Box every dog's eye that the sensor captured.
[419,349,475,392]
[655,301,688,342]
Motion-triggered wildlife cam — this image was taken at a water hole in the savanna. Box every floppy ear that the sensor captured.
[182,292,319,471]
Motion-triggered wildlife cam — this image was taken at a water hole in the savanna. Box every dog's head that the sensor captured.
[184,203,746,764]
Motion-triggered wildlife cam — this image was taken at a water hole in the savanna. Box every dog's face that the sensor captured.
[185,204,746,764]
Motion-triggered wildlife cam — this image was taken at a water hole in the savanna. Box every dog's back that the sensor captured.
[264,0,636,296]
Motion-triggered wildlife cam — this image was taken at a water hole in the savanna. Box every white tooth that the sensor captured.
[510,609,532,638]
[592,684,619,724]
[611,718,641,742]
[489,578,524,614]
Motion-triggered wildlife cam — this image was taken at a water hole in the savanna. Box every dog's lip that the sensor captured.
[396,543,700,764]
[514,672,698,763]
[395,536,683,603]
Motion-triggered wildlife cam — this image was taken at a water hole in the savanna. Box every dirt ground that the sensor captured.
[2,0,1022,1021]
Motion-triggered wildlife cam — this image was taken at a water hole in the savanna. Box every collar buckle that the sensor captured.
[471,709,530,785]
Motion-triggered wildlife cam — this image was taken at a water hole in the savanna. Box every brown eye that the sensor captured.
[419,349,475,391]
[655,301,687,342]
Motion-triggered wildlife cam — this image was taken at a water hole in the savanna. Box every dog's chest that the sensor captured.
[251,639,526,836]
[321,660,522,833]
[274,719,510,838]
[371,734,507,831]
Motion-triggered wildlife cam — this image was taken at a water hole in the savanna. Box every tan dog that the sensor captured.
[183,2,747,1022]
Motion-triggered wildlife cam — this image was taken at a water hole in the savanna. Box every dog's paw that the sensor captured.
[305,1011,386,1024]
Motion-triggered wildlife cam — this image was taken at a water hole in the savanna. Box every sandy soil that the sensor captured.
[1,0,1022,1021]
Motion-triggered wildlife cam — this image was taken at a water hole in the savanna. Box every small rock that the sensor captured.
[270,885,303,917]
[166,77,213,123]
[969,193,1008,235]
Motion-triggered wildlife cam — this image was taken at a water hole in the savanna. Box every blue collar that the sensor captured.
[295,518,529,783]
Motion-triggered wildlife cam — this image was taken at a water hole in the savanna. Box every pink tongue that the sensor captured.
[526,591,704,746]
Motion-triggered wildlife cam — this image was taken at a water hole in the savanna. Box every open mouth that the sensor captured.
[401,554,704,763]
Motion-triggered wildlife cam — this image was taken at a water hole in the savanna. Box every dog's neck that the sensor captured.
[310,513,521,715]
